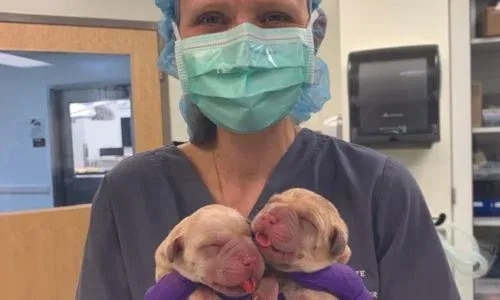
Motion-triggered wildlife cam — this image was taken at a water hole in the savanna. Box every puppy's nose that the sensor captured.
[242,256,253,267]
[238,252,257,269]
[261,214,278,225]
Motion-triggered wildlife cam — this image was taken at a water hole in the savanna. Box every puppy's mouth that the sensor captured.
[205,277,258,297]
[254,232,295,256]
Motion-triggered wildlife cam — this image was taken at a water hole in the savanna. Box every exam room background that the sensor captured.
[0,0,471,298]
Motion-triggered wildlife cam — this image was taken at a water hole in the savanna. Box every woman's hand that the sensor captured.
[287,263,373,300]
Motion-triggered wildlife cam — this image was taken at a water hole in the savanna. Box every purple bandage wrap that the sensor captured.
[144,264,372,300]
[144,271,198,300]
[288,264,373,300]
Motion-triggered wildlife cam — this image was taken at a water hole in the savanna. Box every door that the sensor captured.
[0,18,168,300]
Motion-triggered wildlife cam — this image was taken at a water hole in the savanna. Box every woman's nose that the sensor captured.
[231,12,259,29]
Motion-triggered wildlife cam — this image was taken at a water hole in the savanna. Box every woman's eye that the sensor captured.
[259,12,292,26]
[195,12,226,26]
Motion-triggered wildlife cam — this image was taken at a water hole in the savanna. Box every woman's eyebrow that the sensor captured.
[254,0,304,12]
[184,0,232,16]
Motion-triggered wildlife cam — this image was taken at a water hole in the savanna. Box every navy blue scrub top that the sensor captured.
[76,128,461,300]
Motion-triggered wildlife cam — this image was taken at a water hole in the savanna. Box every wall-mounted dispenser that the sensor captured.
[348,44,441,148]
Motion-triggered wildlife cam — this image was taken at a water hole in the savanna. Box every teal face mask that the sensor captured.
[173,12,318,134]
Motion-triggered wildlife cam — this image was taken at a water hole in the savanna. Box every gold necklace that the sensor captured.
[212,150,225,204]
[211,124,300,205]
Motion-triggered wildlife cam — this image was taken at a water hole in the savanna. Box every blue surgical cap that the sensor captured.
[155,0,330,144]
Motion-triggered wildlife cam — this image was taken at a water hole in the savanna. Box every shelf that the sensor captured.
[473,127,500,134]
[473,127,500,145]
[474,217,500,227]
[475,175,500,181]
[472,37,500,52]
[472,37,500,45]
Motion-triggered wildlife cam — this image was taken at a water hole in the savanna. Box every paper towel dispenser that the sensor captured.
[348,44,441,148]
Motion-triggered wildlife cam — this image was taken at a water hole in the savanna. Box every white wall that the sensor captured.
[0,0,162,22]
[338,1,473,298]
[168,77,187,142]
[338,1,452,217]
[0,53,130,212]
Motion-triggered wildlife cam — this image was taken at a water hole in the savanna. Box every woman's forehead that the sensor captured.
[180,0,308,12]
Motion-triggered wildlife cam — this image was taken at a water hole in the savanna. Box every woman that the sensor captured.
[76,0,461,299]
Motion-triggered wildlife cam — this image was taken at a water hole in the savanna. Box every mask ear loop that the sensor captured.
[304,9,319,85]
[172,21,181,41]
[307,9,320,30]
[171,20,188,93]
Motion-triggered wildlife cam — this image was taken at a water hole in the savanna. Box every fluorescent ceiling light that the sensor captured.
[0,52,51,68]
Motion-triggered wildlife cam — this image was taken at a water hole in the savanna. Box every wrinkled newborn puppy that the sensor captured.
[155,204,275,300]
[251,188,351,299]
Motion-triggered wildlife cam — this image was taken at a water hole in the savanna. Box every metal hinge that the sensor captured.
[451,187,457,207]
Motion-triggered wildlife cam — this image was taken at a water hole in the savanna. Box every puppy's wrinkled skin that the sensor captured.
[251,188,352,299]
[155,204,272,299]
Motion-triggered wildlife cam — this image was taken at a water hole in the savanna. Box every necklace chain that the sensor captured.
[212,150,225,204]
[211,125,300,205]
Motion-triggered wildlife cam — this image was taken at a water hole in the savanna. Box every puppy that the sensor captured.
[251,188,351,299]
[155,204,277,300]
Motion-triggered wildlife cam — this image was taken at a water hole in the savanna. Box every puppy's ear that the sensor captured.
[165,236,184,263]
[330,228,349,262]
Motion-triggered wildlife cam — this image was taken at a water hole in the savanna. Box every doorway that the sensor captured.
[0,21,167,213]
[50,83,135,207]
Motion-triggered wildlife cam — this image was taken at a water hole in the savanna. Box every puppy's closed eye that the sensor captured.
[299,216,317,230]
[201,243,224,257]
[204,245,221,256]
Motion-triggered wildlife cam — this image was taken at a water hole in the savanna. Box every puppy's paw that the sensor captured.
[252,275,279,300]
[188,286,221,300]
